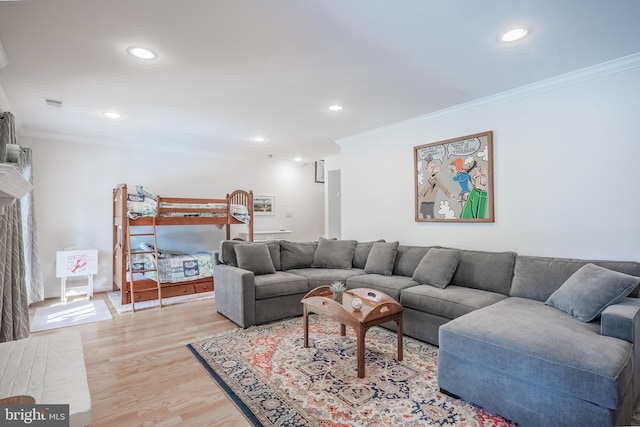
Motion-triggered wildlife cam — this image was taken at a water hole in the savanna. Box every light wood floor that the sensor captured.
[29,293,251,427]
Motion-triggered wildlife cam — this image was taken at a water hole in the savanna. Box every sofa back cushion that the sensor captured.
[352,240,385,269]
[511,255,640,302]
[219,240,282,270]
[280,240,319,270]
[311,237,357,269]
[449,249,517,296]
[392,245,435,277]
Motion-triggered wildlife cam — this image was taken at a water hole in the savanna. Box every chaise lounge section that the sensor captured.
[438,256,640,427]
[213,238,640,426]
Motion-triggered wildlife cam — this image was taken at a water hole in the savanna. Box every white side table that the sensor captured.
[60,275,94,303]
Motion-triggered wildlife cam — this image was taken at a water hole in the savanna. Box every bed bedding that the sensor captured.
[131,244,214,283]
[126,186,249,223]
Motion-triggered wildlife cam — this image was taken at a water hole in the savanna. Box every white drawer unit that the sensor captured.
[238,230,292,242]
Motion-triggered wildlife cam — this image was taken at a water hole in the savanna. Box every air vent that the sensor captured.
[44,98,63,108]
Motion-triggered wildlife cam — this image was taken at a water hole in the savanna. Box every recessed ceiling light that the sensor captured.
[253,136,266,142]
[328,105,343,111]
[294,157,303,162]
[127,46,157,60]
[501,28,528,42]
[103,111,121,119]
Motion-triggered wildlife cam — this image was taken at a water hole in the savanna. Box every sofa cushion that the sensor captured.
[545,263,640,322]
[511,255,640,302]
[286,268,366,290]
[352,240,385,269]
[346,274,418,301]
[412,248,460,289]
[311,237,357,269]
[254,271,309,300]
[219,240,282,270]
[234,243,276,275]
[448,249,516,296]
[393,245,435,277]
[364,242,399,276]
[280,241,318,270]
[401,284,506,319]
[438,297,633,409]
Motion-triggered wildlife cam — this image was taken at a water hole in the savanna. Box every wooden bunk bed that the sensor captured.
[112,183,254,305]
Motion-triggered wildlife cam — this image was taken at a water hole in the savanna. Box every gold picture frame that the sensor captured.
[414,131,494,222]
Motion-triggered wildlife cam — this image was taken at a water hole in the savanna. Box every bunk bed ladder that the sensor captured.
[126,217,163,312]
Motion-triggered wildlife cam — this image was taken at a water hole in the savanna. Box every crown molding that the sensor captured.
[337,52,640,146]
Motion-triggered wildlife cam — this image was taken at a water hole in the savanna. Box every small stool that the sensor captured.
[60,275,94,303]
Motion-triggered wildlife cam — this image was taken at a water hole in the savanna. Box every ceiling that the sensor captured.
[1,0,639,162]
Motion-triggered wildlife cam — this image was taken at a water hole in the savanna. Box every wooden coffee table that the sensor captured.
[301,285,403,378]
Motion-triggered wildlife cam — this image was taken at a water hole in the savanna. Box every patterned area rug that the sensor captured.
[187,316,515,426]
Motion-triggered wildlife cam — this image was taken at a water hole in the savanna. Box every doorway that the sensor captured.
[327,169,341,238]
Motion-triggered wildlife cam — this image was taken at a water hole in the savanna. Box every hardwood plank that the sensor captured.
[29,293,251,427]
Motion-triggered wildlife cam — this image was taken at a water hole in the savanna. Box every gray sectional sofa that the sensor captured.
[213,237,640,427]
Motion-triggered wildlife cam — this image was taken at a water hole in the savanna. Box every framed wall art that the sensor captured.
[414,131,494,222]
[253,195,275,216]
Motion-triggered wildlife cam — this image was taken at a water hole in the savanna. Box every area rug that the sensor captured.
[187,316,515,426]
[31,299,113,332]
[107,290,215,313]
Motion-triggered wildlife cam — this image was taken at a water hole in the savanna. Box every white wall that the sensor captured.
[20,137,324,298]
[338,63,640,261]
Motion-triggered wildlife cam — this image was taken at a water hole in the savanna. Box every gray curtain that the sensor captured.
[0,111,30,342]
[19,148,44,305]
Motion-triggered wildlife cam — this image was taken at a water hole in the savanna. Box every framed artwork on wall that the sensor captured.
[315,160,325,183]
[414,131,494,222]
[254,195,275,216]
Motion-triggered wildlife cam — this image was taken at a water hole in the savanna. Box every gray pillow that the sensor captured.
[234,243,276,275]
[280,241,318,270]
[352,239,385,269]
[364,241,399,276]
[219,240,281,270]
[412,248,460,289]
[545,263,640,322]
[311,237,357,269]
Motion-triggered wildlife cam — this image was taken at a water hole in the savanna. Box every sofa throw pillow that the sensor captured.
[364,241,399,276]
[545,263,640,322]
[311,237,357,269]
[412,248,460,289]
[280,241,318,270]
[352,239,385,269]
[234,243,276,275]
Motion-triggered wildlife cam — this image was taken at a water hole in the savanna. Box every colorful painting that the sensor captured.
[414,131,494,222]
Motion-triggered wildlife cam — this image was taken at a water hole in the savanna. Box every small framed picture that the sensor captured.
[315,160,325,183]
[254,195,275,216]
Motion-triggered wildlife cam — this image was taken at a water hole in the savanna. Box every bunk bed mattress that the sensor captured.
[126,198,249,223]
[133,251,215,283]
